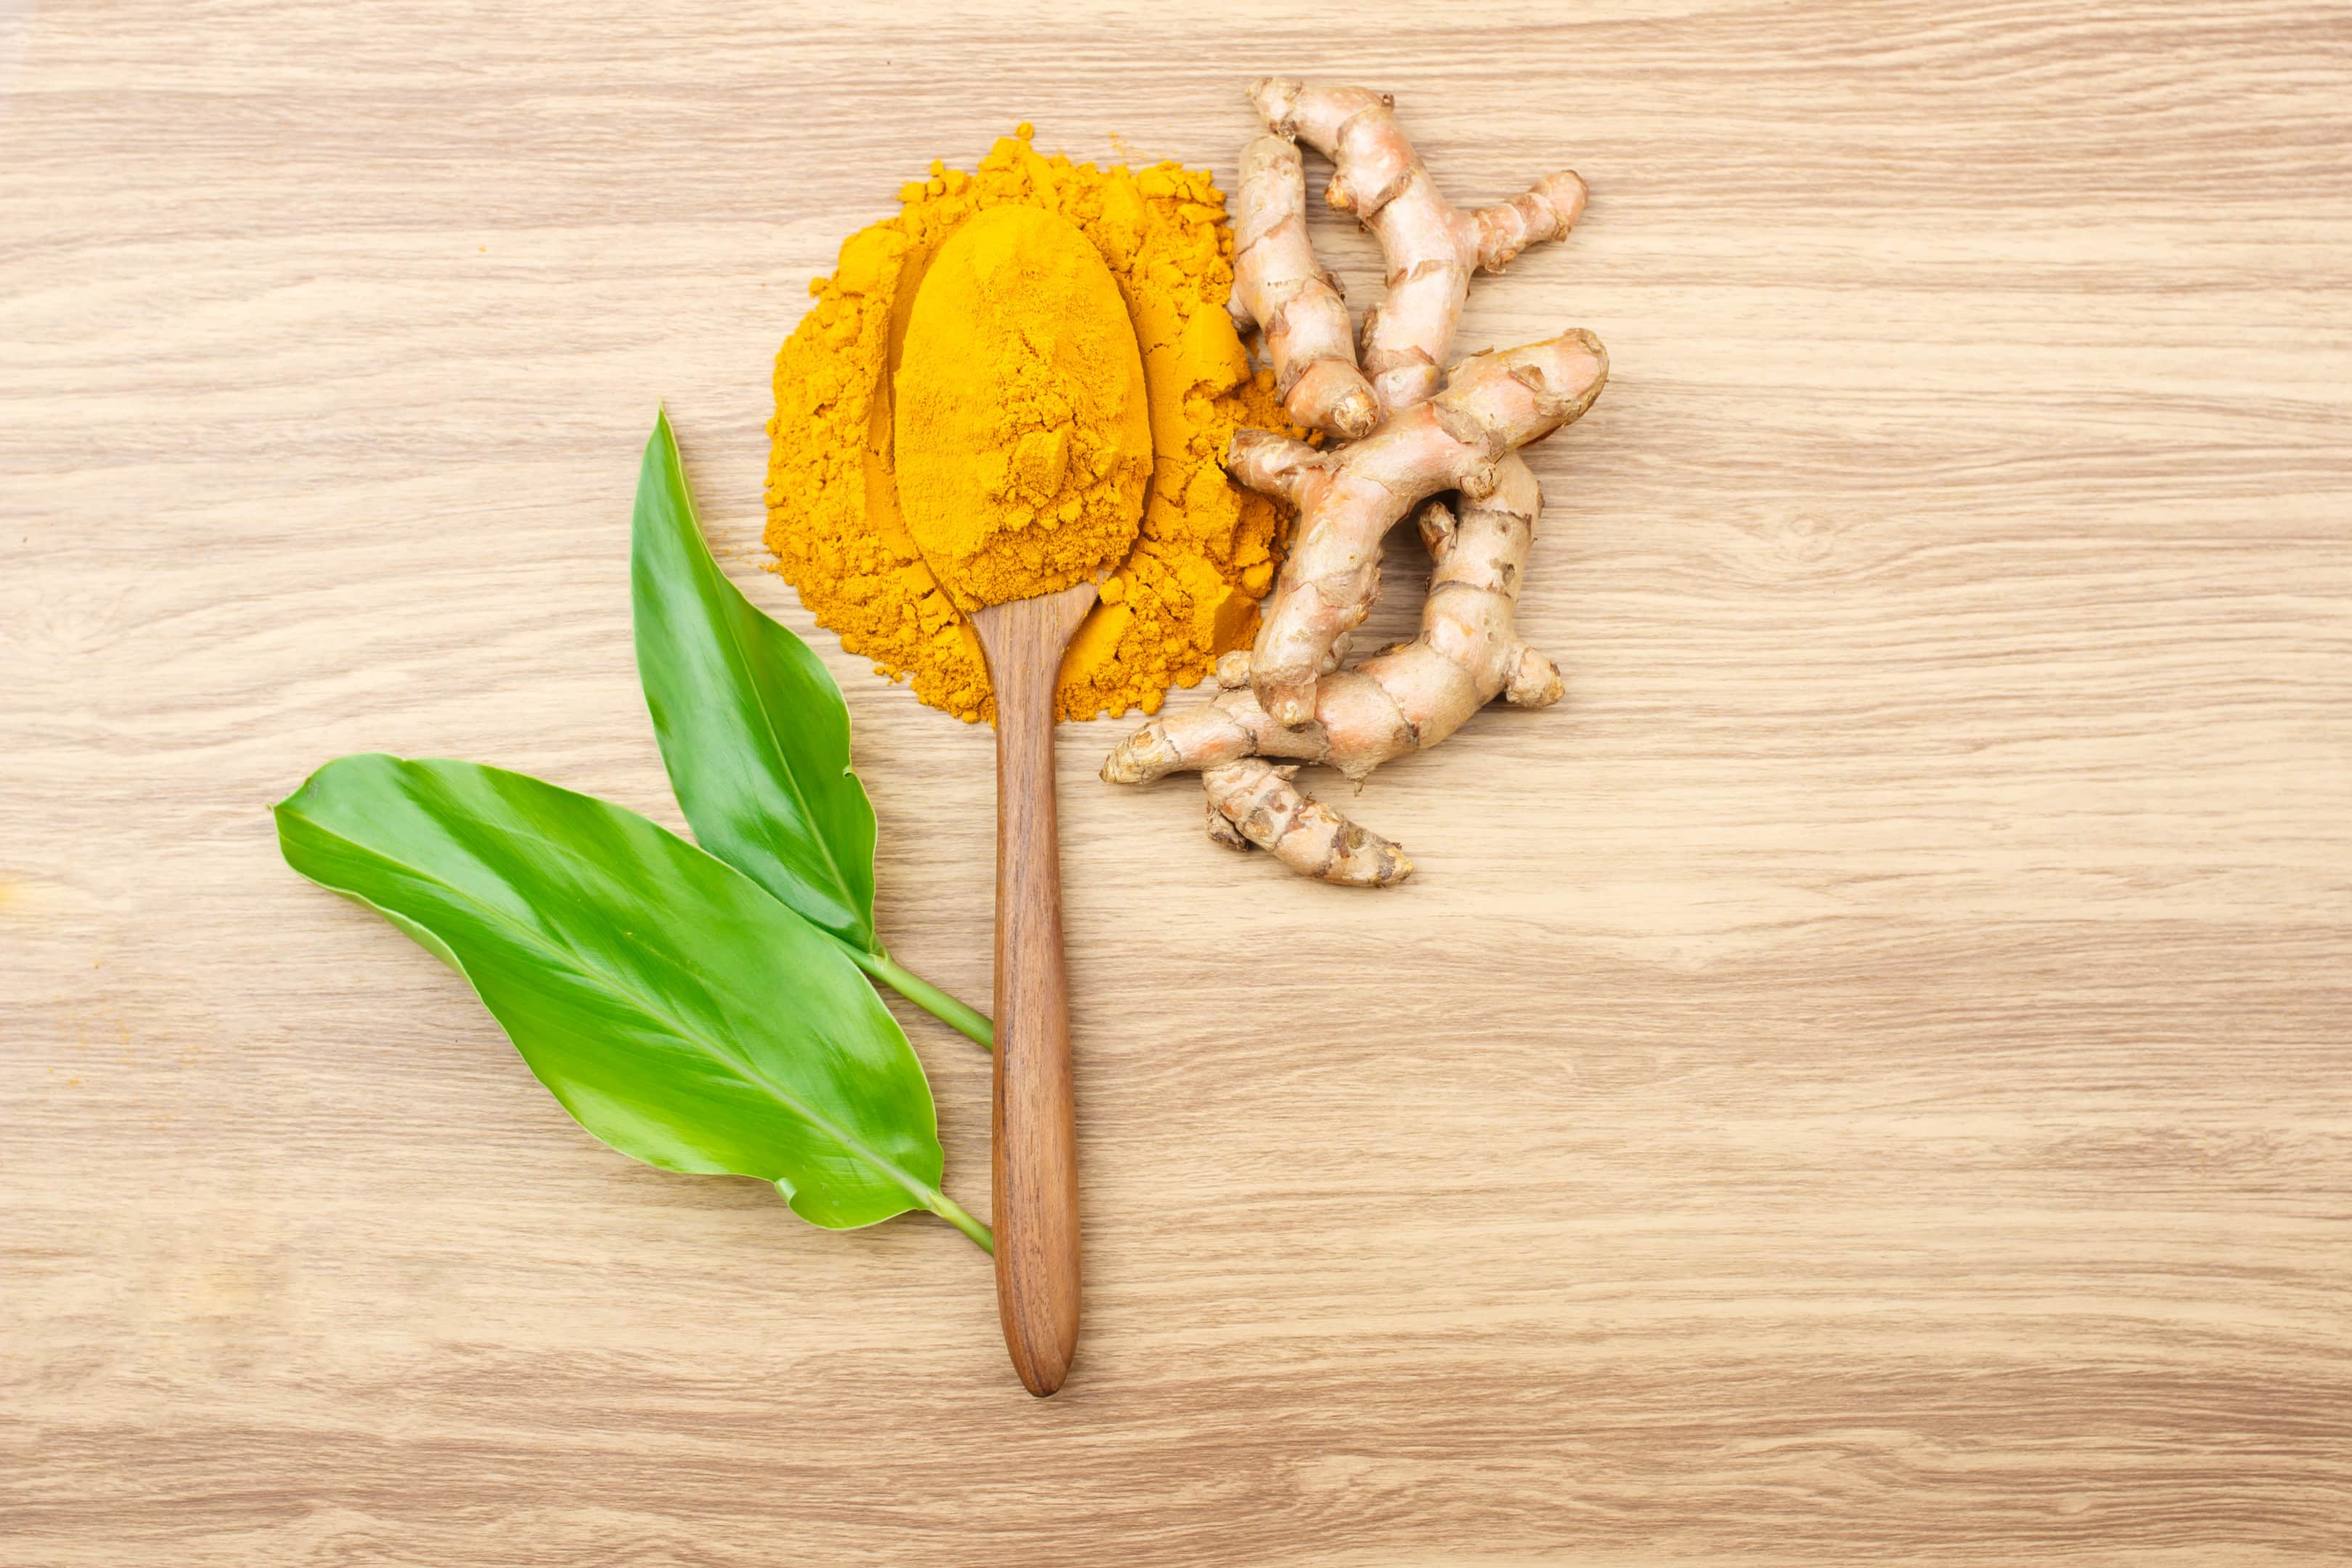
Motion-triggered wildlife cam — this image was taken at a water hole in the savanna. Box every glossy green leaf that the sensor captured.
[274,753,990,1247]
[629,410,992,1050]
[632,409,878,949]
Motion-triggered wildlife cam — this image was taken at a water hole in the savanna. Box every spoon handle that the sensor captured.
[971,589,1090,1397]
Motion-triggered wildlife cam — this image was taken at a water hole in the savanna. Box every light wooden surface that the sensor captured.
[5,1,2350,1562]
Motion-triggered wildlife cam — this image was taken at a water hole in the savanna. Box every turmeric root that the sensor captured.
[1232,334,1604,730]
[1200,758,1414,886]
[1249,77,1588,412]
[1105,453,1559,807]
[1230,136,1380,441]
[1104,79,1609,885]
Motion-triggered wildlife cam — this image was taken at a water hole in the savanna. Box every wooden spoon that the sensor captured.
[891,205,1154,1395]
[966,581,1096,1395]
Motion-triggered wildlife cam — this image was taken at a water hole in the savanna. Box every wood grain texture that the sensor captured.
[4,0,2350,1562]
[973,583,1097,1397]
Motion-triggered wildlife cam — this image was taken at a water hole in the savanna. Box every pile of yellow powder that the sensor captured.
[764,126,1300,723]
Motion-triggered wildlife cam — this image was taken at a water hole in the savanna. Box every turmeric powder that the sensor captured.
[893,204,1152,612]
[764,127,1299,723]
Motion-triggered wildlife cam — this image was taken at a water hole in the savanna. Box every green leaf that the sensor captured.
[274,753,990,1248]
[629,410,992,1050]
[632,409,878,950]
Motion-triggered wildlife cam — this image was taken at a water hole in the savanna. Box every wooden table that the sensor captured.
[6,2,2348,1561]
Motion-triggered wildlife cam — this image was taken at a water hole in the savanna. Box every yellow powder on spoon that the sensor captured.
[764,128,1304,723]
[892,204,1152,612]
